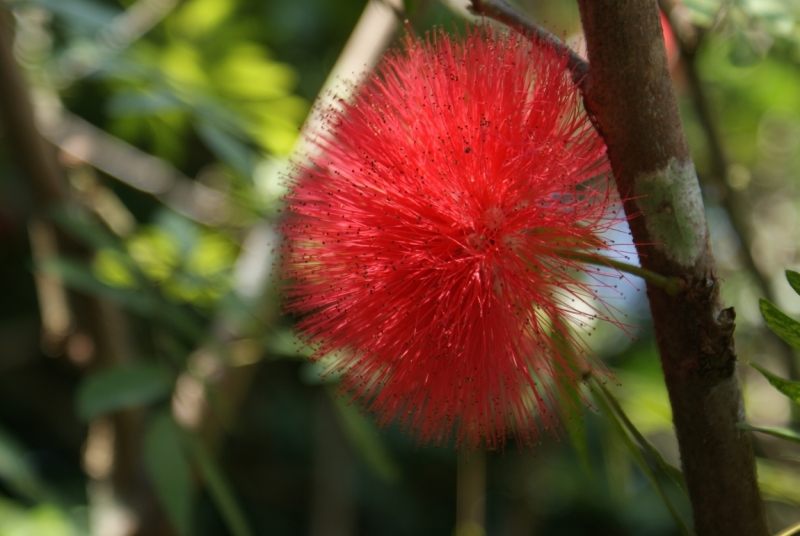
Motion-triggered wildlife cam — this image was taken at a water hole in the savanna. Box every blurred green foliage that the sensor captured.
[2,0,800,535]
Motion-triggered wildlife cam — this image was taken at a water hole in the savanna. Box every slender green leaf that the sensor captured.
[77,364,173,421]
[750,362,800,404]
[40,258,153,315]
[185,434,253,536]
[759,298,800,351]
[738,422,800,444]
[550,322,592,475]
[144,413,193,536]
[591,377,688,495]
[592,386,691,536]
[41,258,207,344]
[329,391,400,483]
[48,208,121,251]
[786,270,800,296]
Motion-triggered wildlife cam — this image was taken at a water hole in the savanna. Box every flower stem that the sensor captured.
[557,251,683,296]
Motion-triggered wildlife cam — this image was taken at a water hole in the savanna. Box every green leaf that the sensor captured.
[738,422,800,443]
[402,0,419,14]
[48,208,121,251]
[550,322,592,475]
[40,258,153,315]
[590,376,688,495]
[41,258,207,344]
[77,364,173,421]
[144,413,193,536]
[591,385,691,536]
[186,434,253,536]
[759,298,800,351]
[785,270,800,296]
[329,391,400,483]
[749,362,800,403]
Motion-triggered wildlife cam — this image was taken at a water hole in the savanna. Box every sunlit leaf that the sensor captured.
[40,258,153,315]
[749,362,800,403]
[127,227,181,282]
[161,43,209,87]
[144,412,193,536]
[93,248,138,288]
[42,257,206,343]
[173,0,235,39]
[759,298,800,351]
[77,363,173,421]
[0,498,77,536]
[213,45,296,100]
[186,233,236,277]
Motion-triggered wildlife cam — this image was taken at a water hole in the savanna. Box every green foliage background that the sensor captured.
[2,0,800,534]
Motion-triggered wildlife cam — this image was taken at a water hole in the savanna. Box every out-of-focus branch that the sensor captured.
[300,0,403,142]
[40,108,227,225]
[468,0,587,86]
[0,10,66,207]
[455,450,486,536]
[577,1,768,534]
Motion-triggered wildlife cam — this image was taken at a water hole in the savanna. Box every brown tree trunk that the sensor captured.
[575,2,768,535]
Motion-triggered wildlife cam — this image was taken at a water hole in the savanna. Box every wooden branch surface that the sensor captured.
[576,2,768,534]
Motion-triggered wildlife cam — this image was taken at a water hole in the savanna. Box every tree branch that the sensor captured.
[0,11,66,207]
[660,0,800,388]
[576,2,768,534]
[468,0,587,86]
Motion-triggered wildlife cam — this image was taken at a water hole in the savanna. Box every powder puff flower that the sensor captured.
[282,27,628,449]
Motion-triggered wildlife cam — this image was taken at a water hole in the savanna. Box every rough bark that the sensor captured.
[576,2,768,535]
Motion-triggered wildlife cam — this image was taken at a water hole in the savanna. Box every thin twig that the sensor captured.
[468,0,588,86]
[41,109,227,225]
[557,250,683,296]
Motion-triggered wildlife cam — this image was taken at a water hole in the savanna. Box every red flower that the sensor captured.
[282,28,628,449]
